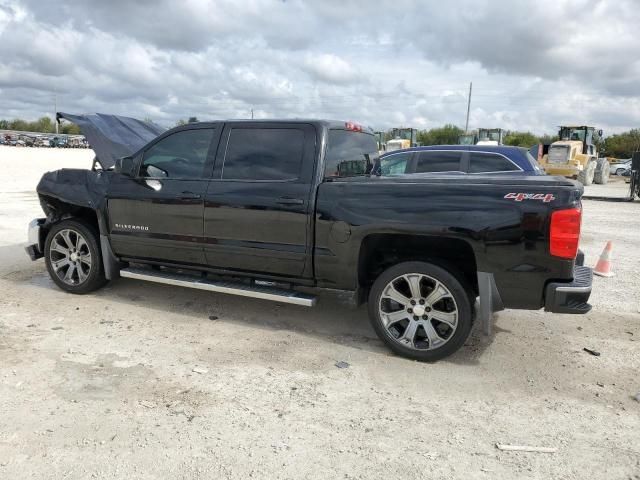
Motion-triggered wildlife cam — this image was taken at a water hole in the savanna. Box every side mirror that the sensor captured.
[114,156,135,176]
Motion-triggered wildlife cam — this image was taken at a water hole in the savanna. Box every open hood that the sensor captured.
[56,112,166,169]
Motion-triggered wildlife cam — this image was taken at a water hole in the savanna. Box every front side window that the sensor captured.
[222,128,305,181]
[325,130,379,178]
[415,151,462,173]
[380,152,411,175]
[141,129,214,179]
[469,152,520,173]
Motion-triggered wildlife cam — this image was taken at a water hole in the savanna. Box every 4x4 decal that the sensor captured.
[504,192,556,203]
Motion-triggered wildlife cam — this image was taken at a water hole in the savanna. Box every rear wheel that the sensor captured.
[577,159,596,185]
[44,219,107,294]
[594,158,610,184]
[616,168,626,176]
[368,261,473,362]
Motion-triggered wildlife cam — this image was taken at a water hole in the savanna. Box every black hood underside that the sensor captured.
[57,112,166,169]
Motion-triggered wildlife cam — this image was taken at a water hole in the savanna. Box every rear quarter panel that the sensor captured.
[314,176,582,309]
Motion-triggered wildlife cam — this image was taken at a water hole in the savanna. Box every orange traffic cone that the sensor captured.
[593,241,614,277]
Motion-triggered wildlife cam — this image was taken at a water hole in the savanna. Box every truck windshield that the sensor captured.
[559,127,585,142]
[325,130,379,178]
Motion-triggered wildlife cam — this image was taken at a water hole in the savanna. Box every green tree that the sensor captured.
[538,134,558,145]
[0,119,9,129]
[417,124,464,145]
[34,116,55,133]
[175,119,187,126]
[61,123,81,135]
[503,131,539,147]
[9,119,29,131]
[603,129,640,158]
[187,116,199,123]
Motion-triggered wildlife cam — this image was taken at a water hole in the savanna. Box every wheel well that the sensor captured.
[358,234,478,295]
[39,195,100,234]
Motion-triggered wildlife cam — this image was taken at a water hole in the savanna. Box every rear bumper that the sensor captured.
[544,265,593,314]
[25,218,45,261]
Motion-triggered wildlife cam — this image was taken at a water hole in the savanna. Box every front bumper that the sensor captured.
[25,218,45,261]
[544,264,593,314]
[544,164,582,177]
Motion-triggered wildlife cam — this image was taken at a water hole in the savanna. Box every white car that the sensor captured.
[609,158,631,175]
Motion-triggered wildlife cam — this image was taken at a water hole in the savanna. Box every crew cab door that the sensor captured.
[203,122,317,278]
[107,126,219,265]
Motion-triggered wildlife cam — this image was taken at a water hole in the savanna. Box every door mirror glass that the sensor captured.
[114,156,135,176]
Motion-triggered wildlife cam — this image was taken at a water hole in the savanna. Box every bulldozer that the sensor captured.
[458,128,504,145]
[458,132,477,145]
[539,126,609,185]
[386,127,419,152]
[476,128,504,145]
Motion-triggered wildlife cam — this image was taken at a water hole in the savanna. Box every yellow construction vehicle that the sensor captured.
[458,128,504,146]
[385,128,418,152]
[476,128,504,145]
[539,126,609,185]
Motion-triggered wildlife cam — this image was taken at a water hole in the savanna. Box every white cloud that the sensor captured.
[302,54,360,85]
[0,0,639,135]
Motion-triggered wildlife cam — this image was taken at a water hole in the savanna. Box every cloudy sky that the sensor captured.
[0,0,639,134]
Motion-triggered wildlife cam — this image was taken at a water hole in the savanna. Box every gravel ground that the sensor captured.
[0,146,639,479]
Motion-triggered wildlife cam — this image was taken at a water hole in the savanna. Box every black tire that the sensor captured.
[594,158,610,185]
[368,261,473,362]
[616,168,625,176]
[577,159,596,186]
[44,219,107,294]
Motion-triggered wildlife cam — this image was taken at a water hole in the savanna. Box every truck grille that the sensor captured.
[548,145,570,164]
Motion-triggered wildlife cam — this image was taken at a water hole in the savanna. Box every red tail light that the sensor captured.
[550,208,581,259]
[345,122,363,132]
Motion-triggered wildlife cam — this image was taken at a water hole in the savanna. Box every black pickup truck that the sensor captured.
[26,116,593,361]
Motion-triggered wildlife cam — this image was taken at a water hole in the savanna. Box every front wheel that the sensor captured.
[44,219,107,294]
[577,159,596,186]
[594,158,610,185]
[368,261,473,361]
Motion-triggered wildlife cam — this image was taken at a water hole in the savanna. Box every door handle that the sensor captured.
[178,192,202,200]
[276,197,304,205]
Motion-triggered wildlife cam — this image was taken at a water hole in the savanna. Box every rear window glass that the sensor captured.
[415,151,461,173]
[325,130,378,178]
[469,152,520,173]
[523,149,544,173]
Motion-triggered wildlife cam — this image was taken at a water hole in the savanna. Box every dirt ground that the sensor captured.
[0,145,638,479]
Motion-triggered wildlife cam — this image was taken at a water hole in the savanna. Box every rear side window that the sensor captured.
[415,151,462,173]
[469,152,520,173]
[222,128,305,180]
[325,130,378,178]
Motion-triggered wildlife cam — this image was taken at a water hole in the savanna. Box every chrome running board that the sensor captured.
[120,267,316,307]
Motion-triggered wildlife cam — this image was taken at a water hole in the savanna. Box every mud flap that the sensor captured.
[477,272,504,336]
[100,234,122,280]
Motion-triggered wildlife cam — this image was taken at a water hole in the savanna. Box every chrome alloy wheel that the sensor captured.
[48,228,93,286]
[379,273,458,350]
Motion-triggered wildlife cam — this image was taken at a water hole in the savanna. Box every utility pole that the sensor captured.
[251,108,254,119]
[54,89,59,134]
[464,81,472,133]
